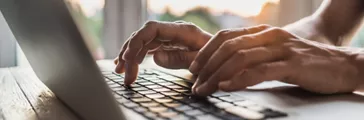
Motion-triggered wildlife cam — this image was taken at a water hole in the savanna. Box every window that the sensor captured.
[3,0,329,67]
[147,0,281,34]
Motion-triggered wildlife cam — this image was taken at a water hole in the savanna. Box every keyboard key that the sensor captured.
[115,90,135,95]
[151,79,167,83]
[159,111,178,118]
[131,97,152,103]
[178,96,199,103]
[135,79,148,83]
[145,112,158,119]
[113,93,122,99]
[173,88,190,93]
[149,106,168,113]
[138,90,157,95]
[225,106,264,120]
[158,82,174,86]
[158,75,183,81]
[195,115,221,120]
[139,82,155,86]
[154,98,174,103]
[161,91,181,96]
[123,93,143,98]
[146,93,165,99]
[166,85,183,89]
[175,105,193,112]
[132,87,149,91]
[260,109,287,118]
[170,115,191,120]
[208,97,222,103]
[163,102,182,107]
[126,84,142,88]
[154,88,171,92]
[146,85,163,89]
[108,84,121,88]
[215,102,234,109]
[116,98,129,103]
[190,103,206,108]
[107,76,123,79]
[219,96,246,102]
[111,87,126,91]
[140,75,159,80]
[172,81,193,88]
[185,109,204,116]
[211,91,230,97]
[106,81,115,84]
[170,95,184,100]
[123,102,139,108]
[246,105,266,112]
[133,107,148,113]
[141,102,160,107]
[234,100,256,107]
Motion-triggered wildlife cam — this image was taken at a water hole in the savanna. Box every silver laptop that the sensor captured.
[2,0,364,120]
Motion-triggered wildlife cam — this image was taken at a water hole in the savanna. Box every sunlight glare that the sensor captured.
[148,0,280,17]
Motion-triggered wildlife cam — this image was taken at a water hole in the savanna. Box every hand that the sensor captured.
[189,25,363,96]
[114,21,212,85]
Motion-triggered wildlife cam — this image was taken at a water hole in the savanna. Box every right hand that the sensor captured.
[114,21,212,85]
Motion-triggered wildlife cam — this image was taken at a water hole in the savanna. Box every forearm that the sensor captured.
[283,0,364,46]
[283,16,331,44]
[350,48,364,90]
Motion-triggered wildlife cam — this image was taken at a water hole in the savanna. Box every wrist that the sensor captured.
[346,48,364,89]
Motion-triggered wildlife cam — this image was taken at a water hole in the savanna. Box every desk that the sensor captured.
[0,67,79,120]
[1,62,364,120]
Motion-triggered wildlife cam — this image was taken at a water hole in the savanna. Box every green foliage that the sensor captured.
[158,7,220,34]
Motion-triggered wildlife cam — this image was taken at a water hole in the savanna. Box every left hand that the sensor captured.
[189,25,362,96]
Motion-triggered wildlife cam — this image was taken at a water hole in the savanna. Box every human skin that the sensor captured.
[115,0,364,96]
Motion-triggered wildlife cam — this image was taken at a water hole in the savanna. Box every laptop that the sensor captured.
[2,0,364,120]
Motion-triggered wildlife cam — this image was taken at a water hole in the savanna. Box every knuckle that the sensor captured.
[220,40,236,52]
[183,23,198,31]
[257,24,271,29]
[235,50,247,59]
[269,27,285,34]
[144,20,158,27]
[256,64,269,75]
[270,27,290,37]
[216,29,231,38]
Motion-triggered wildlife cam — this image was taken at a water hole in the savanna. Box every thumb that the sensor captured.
[153,51,197,69]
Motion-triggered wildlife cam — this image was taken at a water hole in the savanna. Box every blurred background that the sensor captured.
[2,0,364,67]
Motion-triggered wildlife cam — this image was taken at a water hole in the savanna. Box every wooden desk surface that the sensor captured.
[0,68,79,120]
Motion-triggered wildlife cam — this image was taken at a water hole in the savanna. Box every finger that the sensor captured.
[195,46,288,96]
[114,57,119,65]
[189,24,271,74]
[124,61,139,85]
[219,61,292,92]
[123,21,211,62]
[135,41,162,63]
[153,51,198,69]
[192,27,285,92]
[115,40,130,73]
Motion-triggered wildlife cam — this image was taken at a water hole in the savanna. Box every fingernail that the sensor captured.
[192,83,198,94]
[189,61,199,74]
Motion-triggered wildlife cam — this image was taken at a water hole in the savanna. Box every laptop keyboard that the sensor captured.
[102,69,287,120]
